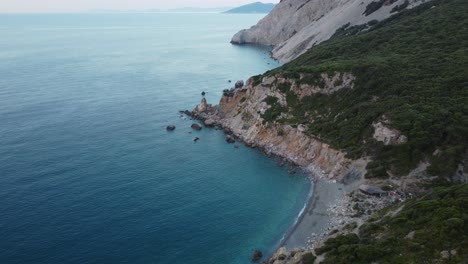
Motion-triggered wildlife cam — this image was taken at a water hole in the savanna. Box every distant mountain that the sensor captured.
[224,2,275,14]
[166,7,232,13]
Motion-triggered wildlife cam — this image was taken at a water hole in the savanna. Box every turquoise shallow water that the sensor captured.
[0,13,311,264]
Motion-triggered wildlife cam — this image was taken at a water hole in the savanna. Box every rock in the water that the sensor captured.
[191,124,202,131]
[166,125,176,131]
[193,137,200,142]
[235,80,244,88]
[226,135,235,143]
[204,119,215,127]
[252,250,263,262]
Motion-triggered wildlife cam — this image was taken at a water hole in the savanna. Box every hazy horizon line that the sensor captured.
[0,6,243,14]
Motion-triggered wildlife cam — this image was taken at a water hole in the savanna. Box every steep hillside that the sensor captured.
[194,1,467,262]
[224,2,275,14]
[198,0,468,183]
[231,0,428,62]
[316,184,468,263]
[266,0,468,180]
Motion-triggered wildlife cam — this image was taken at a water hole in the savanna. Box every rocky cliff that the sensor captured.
[193,75,367,182]
[231,0,428,63]
[204,0,467,261]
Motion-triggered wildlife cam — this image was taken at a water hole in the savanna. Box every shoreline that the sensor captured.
[188,101,361,260]
[279,177,348,250]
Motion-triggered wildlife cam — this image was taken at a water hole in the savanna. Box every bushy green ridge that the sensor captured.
[262,0,468,178]
[316,184,468,263]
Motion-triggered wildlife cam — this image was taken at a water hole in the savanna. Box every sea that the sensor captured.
[0,13,311,264]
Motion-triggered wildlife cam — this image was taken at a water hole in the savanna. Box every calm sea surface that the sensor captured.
[0,13,311,264]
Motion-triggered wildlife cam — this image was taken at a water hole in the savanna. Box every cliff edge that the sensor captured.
[193,76,367,182]
[231,0,428,63]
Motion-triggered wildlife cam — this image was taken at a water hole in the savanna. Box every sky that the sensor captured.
[0,0,279,13]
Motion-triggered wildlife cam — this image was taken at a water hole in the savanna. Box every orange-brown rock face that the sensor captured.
[195,75,366,181]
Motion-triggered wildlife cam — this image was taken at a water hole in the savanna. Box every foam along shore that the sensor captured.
[280,179,346,249]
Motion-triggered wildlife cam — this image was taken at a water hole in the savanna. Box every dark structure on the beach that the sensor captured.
[359,184,386,196]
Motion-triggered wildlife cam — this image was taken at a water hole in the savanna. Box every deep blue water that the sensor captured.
[0,13,311,264]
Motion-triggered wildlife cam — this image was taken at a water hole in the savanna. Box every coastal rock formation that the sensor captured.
[226,135,235,144]
[195,97,210,113]
[204,119,216,127]
[235,80,244,88]
[166,125,176,131]
[193,76,366,181]
[231,0,428,63]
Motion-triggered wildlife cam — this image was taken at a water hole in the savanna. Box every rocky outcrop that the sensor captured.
[454,150,468,183]
[226,135,236,144]
[195,97,210,113]
[232,0,428,63]
[288,72,355,97]
[235,80,244,88]
[204,119,216,127]
[193,75,365,181]
[372,121,408,145]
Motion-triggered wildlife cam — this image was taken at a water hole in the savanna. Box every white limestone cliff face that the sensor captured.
[232,0,428,63]
[231,0,343,47]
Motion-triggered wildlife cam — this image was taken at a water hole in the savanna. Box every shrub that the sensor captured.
[301,252,316,264]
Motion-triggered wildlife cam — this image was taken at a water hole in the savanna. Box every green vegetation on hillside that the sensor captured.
[263,0,468,178]
[316,184,468,263]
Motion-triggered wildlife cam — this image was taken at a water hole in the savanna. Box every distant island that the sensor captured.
[166,7,232,13]
[224,2,275,14]
[85,7,233,13]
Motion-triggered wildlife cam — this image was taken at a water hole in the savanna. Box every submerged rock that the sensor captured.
[191,123,202,131]
[252,250,263,262]
[193,137,200,142]
[166,125,176,131]
[226,135,235,144]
